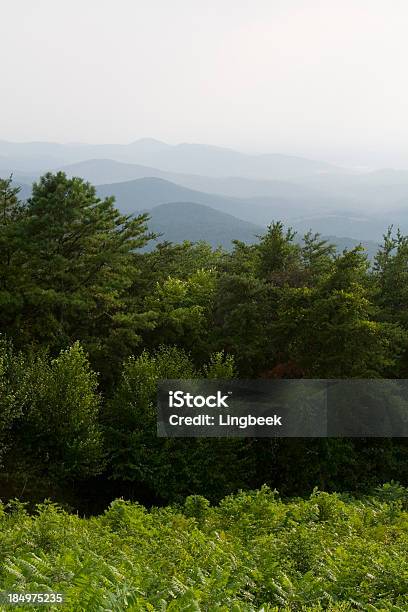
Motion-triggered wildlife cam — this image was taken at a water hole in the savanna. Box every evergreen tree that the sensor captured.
[374,228,408,326]
[275,248,405,377]
[8,172,153,376]
[300,231,336,284]
[212,273,272,375]
[255,221,302,283]
[0,178,26,331]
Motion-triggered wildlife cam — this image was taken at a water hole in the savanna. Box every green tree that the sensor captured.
[0,178,26,331]
[372,228,408,375]
[212,273,272,375]
[17,342,103,482]
[105,346,253,501]
[274,248,405,377]
[255,221,302,283]
[143,269,217,359]
[374,228,408,327]
[135,240,223,287]
[300,231,336,284]
[0,342,103,501]
[0,338,30,466]
[10,172,152,376]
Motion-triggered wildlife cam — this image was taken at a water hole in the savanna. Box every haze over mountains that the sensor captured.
[2,138,408,251]
[0,139,342,179]
[144,201,379,259]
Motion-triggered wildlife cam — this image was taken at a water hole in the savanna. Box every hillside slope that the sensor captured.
[146,201,261,249]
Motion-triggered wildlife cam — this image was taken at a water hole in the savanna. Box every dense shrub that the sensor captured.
[105,346,254,502]
[0,486,407,611]
[0,342,104,500]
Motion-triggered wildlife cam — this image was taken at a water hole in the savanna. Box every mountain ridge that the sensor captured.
[0,139,344,179]
[146,201,380,258]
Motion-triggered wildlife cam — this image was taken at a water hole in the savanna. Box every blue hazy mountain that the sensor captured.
[2,141,408,244]
[96,176,393,241]
[0,139,343,179]
[146,202,262,249]
[146,201,379,258]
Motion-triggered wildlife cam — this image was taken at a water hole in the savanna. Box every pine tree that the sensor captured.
[256,221,302,283]
[0,177,26,331]
[275,247,405,377]
[11,172,153,376]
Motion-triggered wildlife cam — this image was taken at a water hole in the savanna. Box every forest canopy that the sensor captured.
[0,172,408,509]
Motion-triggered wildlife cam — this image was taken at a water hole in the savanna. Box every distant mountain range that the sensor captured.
[10,175,397,246]
[146,201,380,259]
[57,158,356,206]
[0,138,343,179]
[9,157,408,224]
[2,138,408,248]
[95,176,395,242]
[96,177,236,214]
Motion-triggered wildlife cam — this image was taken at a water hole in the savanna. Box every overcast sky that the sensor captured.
[2,0,408,166]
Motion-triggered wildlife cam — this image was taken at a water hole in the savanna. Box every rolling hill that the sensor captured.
[3,174,393,245]
[1,144,406,246]
[57,159,408,224]
[146,202,262,249]
[145,201,379,257]
[96,177,239,214]
[58,158,357,207]
[0,172,381,256]
[96,176,392,241]
[60,159,171,185]
[95,176,353,228]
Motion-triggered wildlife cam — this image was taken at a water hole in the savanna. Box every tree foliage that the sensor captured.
[0,173,408,508]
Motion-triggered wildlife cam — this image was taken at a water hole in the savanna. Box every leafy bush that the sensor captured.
[0,342,104,499]
[0,338,30,465]
[24,342,104,481]
[105,345,252,502]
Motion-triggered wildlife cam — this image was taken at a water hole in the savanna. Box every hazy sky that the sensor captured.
[2,0,408,166]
